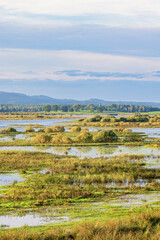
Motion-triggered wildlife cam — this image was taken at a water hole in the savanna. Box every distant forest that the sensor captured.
[0,104,159,113]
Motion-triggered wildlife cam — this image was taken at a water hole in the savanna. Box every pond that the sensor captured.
[0,134,31,142]
[105,179,148,188]
[0,172,25,186]
[0,145,159,159]
[0,119,78,132]
[131,128,160,138]
[0,214,70,228]
[108,192,160,207]
[1,191,159,228]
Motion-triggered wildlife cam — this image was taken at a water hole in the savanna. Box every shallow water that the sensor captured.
[1,190,159,229]
[0,172,25,186]
[131,128,160,139]
[144,155,160,169]
[0,134,31,142]
[109,193,160,207]
[0,119,77,132]
[105,179,148,188]
[0,145,159,159]
[0,214,70,228]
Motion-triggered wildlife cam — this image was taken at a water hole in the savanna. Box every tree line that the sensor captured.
[0,104,159,113]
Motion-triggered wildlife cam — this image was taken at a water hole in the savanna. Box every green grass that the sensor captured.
[0,151,160,212]
[0,116,159,238]
[0,209,160,239]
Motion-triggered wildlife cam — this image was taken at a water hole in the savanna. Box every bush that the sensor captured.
[6,127,17,132]
[38,128,45,133]
[52,126,65,132]
[114,128,124,134]
[61,136,73,144]
[84,115,102,122]
[51,134,72,144]
[75,132,93,143]
[93,130,118,143]
[0,127,17,134]
[100,117,111,122]
[45,127,53,133]
[82,127,89,132]
[110,117,118,123]
[0,129,7,134]
[31,134,52,143]
[123,128,132,134]
[25,125,35,132]
[123,133,143,142]
[71,126,81,132]
[34,123,40,128]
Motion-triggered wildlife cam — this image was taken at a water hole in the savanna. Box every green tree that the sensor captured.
[43,105,51,112]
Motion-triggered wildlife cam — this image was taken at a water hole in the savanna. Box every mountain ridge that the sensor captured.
[0,91,160,107]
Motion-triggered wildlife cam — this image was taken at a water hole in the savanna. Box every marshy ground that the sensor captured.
[0,113,160,239]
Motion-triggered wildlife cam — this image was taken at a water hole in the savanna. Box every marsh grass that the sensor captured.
[0,152,160,210]
[0,210,160,239]
[0,114,159,238]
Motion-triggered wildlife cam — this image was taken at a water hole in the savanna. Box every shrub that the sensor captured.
[114,128,124,134]
[31,134,52,143]
[6,127,17,132]
[34,123,40,128]
[84,115,102,122]
[61,136,73,144]
[82,127,89,132]
[45,127,53,133]
[51,134,72,144]
[0,127,17,134]
[75,132,93,143]
[0,129,7,134]
[52,125,65,132]
[123,128,132,134]
[100,117,111,122]
[38,128,45,133]
[93,130,118,143]
[110,117,118,123]
[25,125,35,132]
[123,133,143,142]
[71,126,81,132]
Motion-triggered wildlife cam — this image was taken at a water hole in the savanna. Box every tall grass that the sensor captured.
[0,210,160,239]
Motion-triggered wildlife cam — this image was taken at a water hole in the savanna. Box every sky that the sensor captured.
[0,0,160,102]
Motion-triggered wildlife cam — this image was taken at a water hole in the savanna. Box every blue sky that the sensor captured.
[0,0,160,101]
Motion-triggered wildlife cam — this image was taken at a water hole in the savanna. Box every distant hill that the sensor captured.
[0,91,160,107]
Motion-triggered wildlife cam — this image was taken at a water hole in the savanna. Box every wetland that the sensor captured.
[0,113,160,239]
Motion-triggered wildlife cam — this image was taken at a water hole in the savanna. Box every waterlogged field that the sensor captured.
[0,113,160,239]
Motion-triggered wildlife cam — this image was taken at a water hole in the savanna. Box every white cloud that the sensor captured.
[0,48,160,81]
[0,0,160,16]
[1,1,160,28]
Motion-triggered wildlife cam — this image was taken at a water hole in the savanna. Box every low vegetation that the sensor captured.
[0,112,159,239]
[0,127,17,134]
[25,125,35,133]
[71,126,81,132]
[1,210,160,239]
[0,152,160,209]
[30,130,118,144]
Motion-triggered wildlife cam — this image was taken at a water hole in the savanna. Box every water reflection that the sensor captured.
[109,193,160,207]
[0,118,77,132]
[105,179,148,188]
[0,214,70,228]
[0,172,25,186]
[0,145,159,159]
[52,147,71,154]
[132,128,160,139]
[0,134,31,142]
[74,147,93,154]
